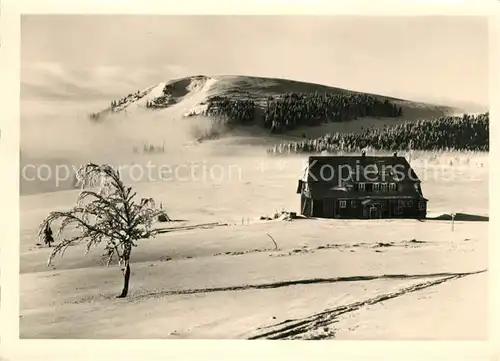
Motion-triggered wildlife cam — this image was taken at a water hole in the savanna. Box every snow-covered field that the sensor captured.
[19,147,489,339]
[19,76,489,340]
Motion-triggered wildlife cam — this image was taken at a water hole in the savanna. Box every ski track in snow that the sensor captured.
[247,270,485,340]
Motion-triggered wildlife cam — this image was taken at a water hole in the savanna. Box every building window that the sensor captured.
[351,200,357,208]
[340,200,347,208]
[419,201,425,210]
[373,183,380,191]
[358,183,365,191]
[381,183,388,191]
[389,183,397,191]
[408,200,413,207]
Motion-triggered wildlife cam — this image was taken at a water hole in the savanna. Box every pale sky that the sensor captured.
[21,15,489,107]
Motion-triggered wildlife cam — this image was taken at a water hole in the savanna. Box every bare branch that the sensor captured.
[266,233,278,250]
[47,235,84,266]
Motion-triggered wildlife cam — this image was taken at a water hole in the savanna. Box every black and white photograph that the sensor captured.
[17,14,489,340]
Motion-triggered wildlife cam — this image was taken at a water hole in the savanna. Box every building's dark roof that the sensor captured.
[299,155,426,200]
[301,155,421,183]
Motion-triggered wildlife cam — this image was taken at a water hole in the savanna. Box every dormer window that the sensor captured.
[383,166,394,181]
[389,183,397,191]
[358,183,366,191]
[381,183,388,191]
[367,164,379,178]
[373,183,380,191]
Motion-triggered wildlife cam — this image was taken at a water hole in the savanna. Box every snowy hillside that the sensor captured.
[89,75,458,123]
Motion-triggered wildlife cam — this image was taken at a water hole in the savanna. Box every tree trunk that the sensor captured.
[117,262,131,298]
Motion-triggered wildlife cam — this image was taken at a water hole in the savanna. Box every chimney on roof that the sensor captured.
[361,150,366,158]
[393,151,397,157]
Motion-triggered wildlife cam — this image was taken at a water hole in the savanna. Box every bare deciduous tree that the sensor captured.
[38,163,164,298]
